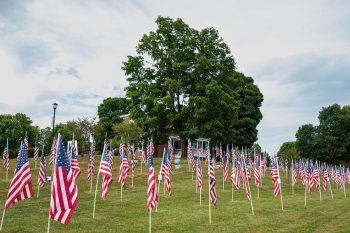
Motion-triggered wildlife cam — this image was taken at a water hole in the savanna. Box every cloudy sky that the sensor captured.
[1,0,349,153]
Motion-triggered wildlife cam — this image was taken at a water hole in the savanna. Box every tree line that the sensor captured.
[278,104,350,165]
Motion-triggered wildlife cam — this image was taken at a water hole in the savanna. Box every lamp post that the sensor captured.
[52,103,58,138]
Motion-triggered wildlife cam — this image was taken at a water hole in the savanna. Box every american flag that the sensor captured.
[141,143,147,164]
[70,143,81,180]
[5,141,33,209]
[231,157,240,190]
[271,159,281,197]
[187,139,193,170]
[126,142,131,159]
[34,139,39,161]
[242,156,251,200]
[254,156,260,186]
[24,132,29,152]
[226,145,231,160]
[147,141,158,211]
[313,162,320,191]
[109,143,114,168]
[346,168,350,184]
[222,152,228,181]
[87,142,95,180]
[337,166,344,190]
[49,137,57,166]
[323,163,328,191]
[119,143,124,158]
[204,147,209,165]
[168,140,173,161]
[49,134,78,224]
[2,139,9,171]
[306,161,314,192]
[131,145,137,172]
[160,148,172,196]
[197,155,203,192]
[191,149,196,172]
[99,140,113,199]
[118,147,129,187]
[208,154,217,205]
[292,160,297,186]
[37,144,47,187]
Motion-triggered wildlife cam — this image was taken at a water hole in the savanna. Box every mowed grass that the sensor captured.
[0,156,350,233]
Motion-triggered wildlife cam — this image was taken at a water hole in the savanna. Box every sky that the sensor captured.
[1,0,350,154]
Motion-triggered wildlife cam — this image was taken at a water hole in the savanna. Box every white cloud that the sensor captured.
[1,0,350,155]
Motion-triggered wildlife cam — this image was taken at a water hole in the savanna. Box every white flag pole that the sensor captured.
[5,139,9,181]
[343,167,347,198]
[47,134,61,233]
[328,176,334,200]
[276,157,284,211]
[0,207,6,231]
[304,163,308,208]
[156,147,165,212]
[93,142,105,219]
[149,209,152,233]
[292,160,294,195]
[318,161,322,202]
[245,157,255,216]
[208,143,212,224]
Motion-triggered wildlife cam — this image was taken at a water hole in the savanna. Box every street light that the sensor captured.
[52,102,58,138]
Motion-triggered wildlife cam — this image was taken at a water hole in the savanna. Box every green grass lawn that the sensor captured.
[0,156,349,233]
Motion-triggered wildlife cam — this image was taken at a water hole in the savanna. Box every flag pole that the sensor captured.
[156,176,160,212]
[304,173,308,208]
[276,157,284,211]
[34,136,38,169]
[223,166,225,191]
[343,167,347,198]
[5,138,9,181]
[90,174,93,193]
[93,142,105,218]
[328,176,334,200]
[245,158,255,216]
[47,134,61,233]
[0,207,6,231]
[208,144,212,224]
[149,209,152,233]
[292,160,294,195]
[318,161,322,202]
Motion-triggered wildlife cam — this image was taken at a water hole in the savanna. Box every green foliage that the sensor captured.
[97,97,130,142]
[252,143,262,154]
[0,113,40,155]
[296,104,350,164]
[55,117,96,155]
[113,122,143,145]
[277,141,299,161]
[123,16,263,146]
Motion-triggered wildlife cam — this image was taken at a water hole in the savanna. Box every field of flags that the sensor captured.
[1,136,350,232]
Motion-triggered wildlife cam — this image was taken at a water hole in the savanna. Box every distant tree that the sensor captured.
[277,141,299,162]
[97,97,130,141]
[295,104,350,164]
[113,122,143,146]
[55,117,96,155]
[295,124,318,160]
[123,16,263,148]
[0,113,40,158]
[251,143,262,154]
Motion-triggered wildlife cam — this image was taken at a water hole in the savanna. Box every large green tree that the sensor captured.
[123,16,263,147]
